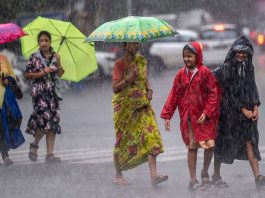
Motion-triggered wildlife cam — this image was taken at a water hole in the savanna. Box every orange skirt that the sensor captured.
[186,120,215,149]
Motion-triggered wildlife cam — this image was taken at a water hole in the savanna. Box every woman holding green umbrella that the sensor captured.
[112,42,167,185]
[25,31,64,163]
[87,15,176,185]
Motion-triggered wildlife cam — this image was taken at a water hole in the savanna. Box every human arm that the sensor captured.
[24,54,53,80]
[146,78,153,101]
[202,69,219,119]
[161,74,180,129]
[112,62,138,94]
[54,53,64,77]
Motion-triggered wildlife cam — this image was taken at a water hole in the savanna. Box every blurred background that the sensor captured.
[1,0,265,91]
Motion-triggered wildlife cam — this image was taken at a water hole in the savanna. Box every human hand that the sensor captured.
[3,78,9,86]
[252,107,259,121]
[44,67,54,74]
[198,113,206,124]
[165,119,171,132]
[242,108,254,119]
[146,89,153,101]
[54,53,60,62]
[57,66,65,77]
[125,64,138,83]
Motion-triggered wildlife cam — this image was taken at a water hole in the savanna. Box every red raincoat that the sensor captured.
[161,42,220,144]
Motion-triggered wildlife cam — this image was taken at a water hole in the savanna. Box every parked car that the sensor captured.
[198,23,241,67]
[149,29,199,68]
[96,51,116,77]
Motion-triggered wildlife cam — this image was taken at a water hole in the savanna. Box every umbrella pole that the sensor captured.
[127,0,132,16]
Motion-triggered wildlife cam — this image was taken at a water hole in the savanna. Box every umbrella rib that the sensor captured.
[56,23,71,52]
[27,27,59,38]
[24,43,39,56]
[49,20,63,37]
[67,40,92,56]
[65,41,77,68]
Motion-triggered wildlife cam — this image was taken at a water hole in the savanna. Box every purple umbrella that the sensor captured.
[0,23,27,44]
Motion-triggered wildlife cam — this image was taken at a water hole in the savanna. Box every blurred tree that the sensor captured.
[0,0,258,29]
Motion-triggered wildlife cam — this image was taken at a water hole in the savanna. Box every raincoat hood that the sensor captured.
[224,36,253,64]
[183,42,203,67]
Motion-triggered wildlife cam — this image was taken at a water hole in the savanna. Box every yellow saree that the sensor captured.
[112,55,163,171]
[0,55,16,108]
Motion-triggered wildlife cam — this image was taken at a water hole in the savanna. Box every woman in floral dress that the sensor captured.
[25,31,64,163]
[112,42,167,185]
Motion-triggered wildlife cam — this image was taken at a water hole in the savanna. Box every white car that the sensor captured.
[198,24,240,67]
[95,51,116,77]
[149,29,199,68]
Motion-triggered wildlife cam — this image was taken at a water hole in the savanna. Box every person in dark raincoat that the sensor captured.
[161,42,220,190]
[213,36,265,188]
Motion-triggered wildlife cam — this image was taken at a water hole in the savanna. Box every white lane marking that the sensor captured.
[7,146,265,165]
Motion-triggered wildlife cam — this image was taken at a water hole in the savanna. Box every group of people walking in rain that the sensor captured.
[111,35,265,190]
[0,27,265,191]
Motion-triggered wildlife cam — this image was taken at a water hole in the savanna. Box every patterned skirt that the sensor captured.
[113,97,163,171]
[26,92,61,135]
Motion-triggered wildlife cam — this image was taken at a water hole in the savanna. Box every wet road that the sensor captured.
[1,52,265,198]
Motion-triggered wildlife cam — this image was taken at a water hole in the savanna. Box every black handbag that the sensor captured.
[7,76,23,99]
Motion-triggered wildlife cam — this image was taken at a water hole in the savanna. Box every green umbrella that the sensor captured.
[21,16,97,82]
[86,16,178,42]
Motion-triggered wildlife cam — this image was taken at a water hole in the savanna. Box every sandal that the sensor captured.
[45,154,61,164]
[212,174,229,188]
[255,175,265,189]
[199,170,211,190]
[3,157,13,167]
[151,175,168,185]
[188,180,200,191]
[28,143,38,162]
[112,178,130,185]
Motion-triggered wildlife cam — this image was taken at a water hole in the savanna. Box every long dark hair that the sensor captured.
[37,31,54,53]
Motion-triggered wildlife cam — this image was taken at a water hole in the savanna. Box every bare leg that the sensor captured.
[188,149,198,183]
[147,154,158,179]
[202,147,214,176]
[113,154,129,185]
[147,154,168,185]
[46,130,55,155]
[31,129,45,154]
[213,155,221,177]
[246,141,260,177]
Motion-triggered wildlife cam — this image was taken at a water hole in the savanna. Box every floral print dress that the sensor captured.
[25,52,61,135]
[112,55,164,171]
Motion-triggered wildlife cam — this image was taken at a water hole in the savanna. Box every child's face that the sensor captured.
[183,50,196,68]
[235,51,248,62]
[38,34,51,52]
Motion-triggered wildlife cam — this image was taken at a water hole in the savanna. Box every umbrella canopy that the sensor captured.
[86,16,178,42]
[21,16,97,82]
[0,23,27,44]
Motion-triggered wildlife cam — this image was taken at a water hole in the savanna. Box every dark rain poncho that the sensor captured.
[214,36,261,164]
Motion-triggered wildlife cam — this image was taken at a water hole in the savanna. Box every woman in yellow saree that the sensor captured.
[112,42,167,185]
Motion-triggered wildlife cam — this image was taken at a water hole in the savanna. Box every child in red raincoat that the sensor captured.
[161,42,220,190]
